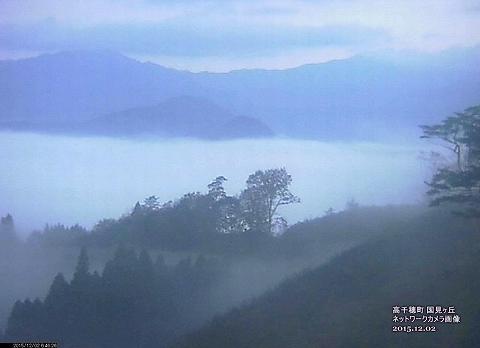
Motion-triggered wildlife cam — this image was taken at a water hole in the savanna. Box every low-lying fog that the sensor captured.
[0,131,430,234]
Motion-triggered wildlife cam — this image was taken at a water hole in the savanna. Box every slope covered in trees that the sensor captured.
[176,208,480,348]
[1,205,443,348]
[3,246,229,348]
[28,169,299,254]
[173,105,480,347]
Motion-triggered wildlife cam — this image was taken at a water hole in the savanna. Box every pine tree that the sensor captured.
[45,273,70,308]
[71,246,90,289]
[421,105,480,218]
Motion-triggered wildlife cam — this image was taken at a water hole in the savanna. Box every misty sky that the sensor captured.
[1,0,479,71]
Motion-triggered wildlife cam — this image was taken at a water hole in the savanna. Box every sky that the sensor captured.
[0,0,480,72]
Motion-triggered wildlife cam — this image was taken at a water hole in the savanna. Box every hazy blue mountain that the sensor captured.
[1,47,479,140]
[0,96,274,139]
[217,116,274,139]
[194,47,480,140]
[79,96,274,139]
[0,50,197,122]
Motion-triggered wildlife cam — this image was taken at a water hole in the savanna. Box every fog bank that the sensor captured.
[0,131,430,234]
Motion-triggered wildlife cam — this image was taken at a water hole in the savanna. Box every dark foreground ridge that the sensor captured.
[175,209,480,348]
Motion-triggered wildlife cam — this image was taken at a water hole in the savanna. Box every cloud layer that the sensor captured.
[1,0,479,71]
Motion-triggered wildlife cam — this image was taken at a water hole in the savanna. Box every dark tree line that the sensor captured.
[28,168,299,253]
[27,224,88,247]
[3,247,227,348]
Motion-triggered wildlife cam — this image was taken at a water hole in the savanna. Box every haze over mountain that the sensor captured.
[1,47,479,140]
[80,96,274,139]
[177,209,480,348]
[0,50,195,122]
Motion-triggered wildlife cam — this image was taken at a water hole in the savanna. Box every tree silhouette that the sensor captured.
[421,105,480,218]
[207,176,227,201]
[240,168,299,234]
[132,201,144,215]
[143,196,161,211]
[71,246,90,288]
[0,213,17,244]
[45,273,70,308]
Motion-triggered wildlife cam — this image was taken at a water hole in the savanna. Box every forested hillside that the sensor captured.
[176,209,480,348]
[1,205,446,348]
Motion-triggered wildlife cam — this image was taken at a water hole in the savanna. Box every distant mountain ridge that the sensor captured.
[0,96,274,139]
[1,48,479,140]
[0,50,196,122]
[80,96,274,139]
